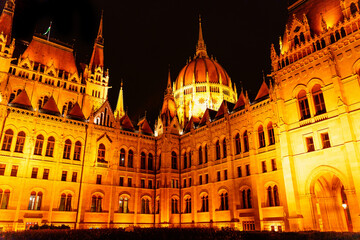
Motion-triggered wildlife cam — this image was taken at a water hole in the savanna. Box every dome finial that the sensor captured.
[196,14,208,58]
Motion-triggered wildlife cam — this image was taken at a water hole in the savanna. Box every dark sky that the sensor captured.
[7,0,288,125]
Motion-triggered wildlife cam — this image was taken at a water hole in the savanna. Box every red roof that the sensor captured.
[41,96,60,114]
[67,102,85,119]
[255,81,269,101]
[138,118,153,135]
[90,45,104,71]
[120,114,135,131]
[11,90,32,108]
[234,91,246,110]
[215,101,228,118]
[22,36,78,73]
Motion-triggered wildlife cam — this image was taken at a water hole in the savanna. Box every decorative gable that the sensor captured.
[93,100,115,127]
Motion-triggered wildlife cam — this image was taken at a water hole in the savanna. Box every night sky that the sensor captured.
[5,0,288,125]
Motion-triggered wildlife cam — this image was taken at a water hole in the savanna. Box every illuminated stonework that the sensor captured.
[1,0,360,233]
[173,18,237,126]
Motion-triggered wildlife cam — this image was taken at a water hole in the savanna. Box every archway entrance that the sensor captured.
[311,173,352,231]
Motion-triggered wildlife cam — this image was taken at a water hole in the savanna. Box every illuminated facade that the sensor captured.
[1,0,360,232]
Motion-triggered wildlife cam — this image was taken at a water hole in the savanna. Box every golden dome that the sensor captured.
[175,57,231,90]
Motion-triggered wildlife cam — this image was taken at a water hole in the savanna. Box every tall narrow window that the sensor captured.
[306,137,315,152]
[2,129,13,151]
[59,194,72,211]
[14,131,26,153]
[119,148,125,166]
[247,189,252,208]
[61,171,67,181]
[10,165,18,177]
[312,85,326,115]
[245,164,250,176]
[71,172,77,182]
[128,150,133,168]
[183,152,187,169]
[200,195,209,212]
[262,161,267,173]
[222,139,227,158]
[216,140,221,160]
[148,153,153,170]
[171,151,177,169]
[274,185,280,206]
[91,195,102,212]
[243,131,249,152]
[96,174,102,184]
[141,198,150,214]
[198,146,203,164]
[258,126,265,148]
[204,145,208,163]
[267,123,275,145]
[140,152,146,169]
[321,133,331,149]
[267,186,274,207]
[220,192,229,210]
[28,191,42,210]
[31,167,38,179]
[63,139,71,159]
[185,197,191,213]
[45,136,55,157]
[73,141,81,160]
[298,90,310,120]
[235,133,241,154]
[97,144,106,162]
[188,151,192,167]
[119,197,129,213]
[0,164,6,176]
[0,189,10,209]
[171,198,179,214]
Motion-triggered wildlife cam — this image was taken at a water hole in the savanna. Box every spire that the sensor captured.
[114,80,125,119]
[89,11,104,71]
[0,0,15,46]
[166,66,173,95]
[195,15,208,58]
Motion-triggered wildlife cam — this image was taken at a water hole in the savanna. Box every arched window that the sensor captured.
[258,125,265,148]
[183,152,187,169]
[34,135,44,155]
[222,139,227,158]
[243,131,249,152]
[63,139,72,159]
[148,153,153,170]
[28,191,42,210]
[312,84,326,115]
[341,27,346,38]
[188,151,192,167]
[2,129,13,151]
[141,198,150,214]
[267,186,274,207]
[45,136,55,157]
[200,194,209,212]
[299,32,305,43]
[267,123,275,145]
[119,196,129,213]
[219,192,229,211]
[91,195,102,212]
[335,30,341,41]
[128,150,133,168]
[9,93,15,103]
[171,151,177,169]
[294,35,299,47]
[350,2,358,16]
[140,152,146,169]
[247,189,252,208]
[198,146,203,164]
[274,185,280,206]
[0,189,10,209]
[184,196,191,213]
[59,193,72,211]
[241,188,252,209]
[204,144,208,163]
[97,144,106,163]
[171,198,179,214]
[216,140,221,160]
[330,34,335,44]
[298,90,310,120]
[119,148,125,166]
[73,141,81,160]
[235,133,241,155]
[14,131,26,153]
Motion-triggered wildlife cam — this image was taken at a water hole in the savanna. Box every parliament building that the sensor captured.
[1,0,360,232]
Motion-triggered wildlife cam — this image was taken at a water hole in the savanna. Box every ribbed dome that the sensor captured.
[175,57,231,90]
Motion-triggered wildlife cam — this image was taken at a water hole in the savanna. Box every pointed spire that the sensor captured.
[195,15,208,58]
[0,0,15,46]
[89,11,104,71]
[320,13,327,32]
[115,80,125,119]
[166,66,173,95]
[96,10,104,45]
